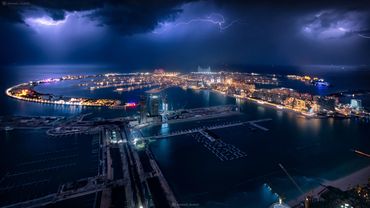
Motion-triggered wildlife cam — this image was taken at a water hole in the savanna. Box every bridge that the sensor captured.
[141,118,272,140]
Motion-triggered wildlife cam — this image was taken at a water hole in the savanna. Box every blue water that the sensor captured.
[0,130,99,206]
[147,89,370,207]
[1,64,370,207]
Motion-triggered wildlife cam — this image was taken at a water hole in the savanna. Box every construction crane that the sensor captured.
[278,163,314,208]
[352,149,370,158]
[278,163,305,195]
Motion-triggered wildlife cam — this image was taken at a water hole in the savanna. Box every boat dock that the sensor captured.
[192,131,247,161]
[142,118,272,140]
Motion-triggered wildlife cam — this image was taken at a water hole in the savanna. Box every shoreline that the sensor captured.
[209,89,317,118]
[288,165,370,206]
[6,82,121,107]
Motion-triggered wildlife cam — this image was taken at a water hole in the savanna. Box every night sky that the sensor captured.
[1,0,370,70]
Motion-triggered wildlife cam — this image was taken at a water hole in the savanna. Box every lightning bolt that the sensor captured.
[175,13,240,31]
[351,29,370,39]
[358,33,370,39]
[153,13,244,34]
[337,28,370,39]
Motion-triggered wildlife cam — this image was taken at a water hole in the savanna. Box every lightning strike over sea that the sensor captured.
[153,13,244,34]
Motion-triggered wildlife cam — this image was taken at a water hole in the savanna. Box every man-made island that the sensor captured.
[2,69,370,208]
[5,70,370,119]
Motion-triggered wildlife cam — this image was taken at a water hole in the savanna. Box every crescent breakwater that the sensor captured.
[5,74,122,107]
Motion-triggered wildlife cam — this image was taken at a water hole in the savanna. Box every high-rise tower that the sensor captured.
[139,95,147,124]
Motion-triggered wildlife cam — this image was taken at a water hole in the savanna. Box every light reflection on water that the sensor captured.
[160,123,170,135]
[202,90,210,106]
[276,110,283,120]
[295,117,322,136]
[1,65,370,207]
[148,88,370,207]
[257,105,265,113]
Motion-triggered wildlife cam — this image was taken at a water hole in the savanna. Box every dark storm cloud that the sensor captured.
[0,0,195,35]
[43,9,65,21]
[1,0,370,35]
[300,9,370,39]
[1,0,370,67]
[86,1,184,35]
[213,0,370,10]
[0,2,25,23]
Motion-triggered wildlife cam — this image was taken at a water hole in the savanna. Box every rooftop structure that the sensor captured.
[149,94,160,116]
[270,198,291,208]
[196,66,212,74]
[139,95,147,124]
[350,99,362,110]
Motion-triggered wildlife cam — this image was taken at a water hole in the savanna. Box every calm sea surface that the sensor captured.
[0,64,370,207]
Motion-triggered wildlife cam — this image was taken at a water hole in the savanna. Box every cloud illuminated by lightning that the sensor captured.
[153,13,243,34]
[302,10,370,40]
[358,33,370,39]
[332,26,370,39]
[175,13,240,30]
[26,14,70,26]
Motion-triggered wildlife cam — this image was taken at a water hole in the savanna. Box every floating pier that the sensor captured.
[191,130,247,161]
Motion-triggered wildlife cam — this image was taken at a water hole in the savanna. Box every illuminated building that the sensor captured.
[311,102,320,113]
[139,95,147,124]
[350,99,362,110]
[305,196,313,208]
[294,99,307,111]
[269,198,291,208]
[226,78,233,85]
[315,97,336,112]
[149,95,160,116]
[125,102,137,107]
[245,84,256,94]
[154,68,165,74]
[315,81,330,87]
[162,96,168,112]
[197,66,211,73]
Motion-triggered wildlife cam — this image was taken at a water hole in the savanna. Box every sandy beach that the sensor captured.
[288,165,370,206]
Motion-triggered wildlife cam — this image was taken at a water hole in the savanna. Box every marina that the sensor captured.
[191,131,248,161]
